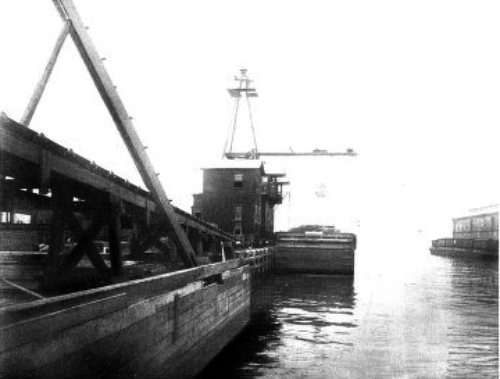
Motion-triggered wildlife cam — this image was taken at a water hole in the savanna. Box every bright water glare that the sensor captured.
[198,242,498,379]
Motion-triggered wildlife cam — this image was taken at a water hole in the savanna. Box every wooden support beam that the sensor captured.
[0,150,5,208]
[47,185,72,267]
[51,0,197,267]
[1,115,236,243]
[39,150,51,195]
[145,200,151,226]
[107,194,122,275]
[0,116,159,213]
[188,229,203,255]
[20,21,70,127]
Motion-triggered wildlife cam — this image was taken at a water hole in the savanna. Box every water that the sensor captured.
[198,244,498,378]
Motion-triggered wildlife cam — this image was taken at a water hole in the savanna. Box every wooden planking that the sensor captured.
[106,268,250,378]
[159,298,251,379]
[35,283,222,379]
[0,293,127,354]
[278,243,354,250]
[276,248,354,261]
[127,293,250,379]
[0,280,203,371]
[276,255,353,266]
[0,259,243,319]
[275,246,354,274]
[0,263,251,378]
[159,302,250,378]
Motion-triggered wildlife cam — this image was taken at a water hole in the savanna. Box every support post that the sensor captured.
[47,185,72,268]
[40,150,51,195]
[20,21,70,127]
[107,193,122,275]
[194,231,204,255]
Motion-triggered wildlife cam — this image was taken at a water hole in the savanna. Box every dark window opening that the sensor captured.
[234,174,243,188]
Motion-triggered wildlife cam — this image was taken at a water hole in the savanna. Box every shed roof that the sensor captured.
[453,204,499,220]
[202,160,265,171]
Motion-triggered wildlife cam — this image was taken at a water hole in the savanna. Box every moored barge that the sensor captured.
[430,205,498,259]
[276,226,356,275]
[0,249,274,379]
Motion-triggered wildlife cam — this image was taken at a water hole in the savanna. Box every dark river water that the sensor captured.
[198,242,498,378]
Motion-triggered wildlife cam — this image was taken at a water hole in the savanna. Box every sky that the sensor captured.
[0,0,498,245]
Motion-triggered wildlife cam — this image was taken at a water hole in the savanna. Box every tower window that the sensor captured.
[234,205,243,221]
[234,174,244,188]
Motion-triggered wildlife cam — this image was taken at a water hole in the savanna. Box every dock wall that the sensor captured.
[0,258,257,378]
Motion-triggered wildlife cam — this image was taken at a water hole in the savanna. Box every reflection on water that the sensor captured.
[198,249,498,379]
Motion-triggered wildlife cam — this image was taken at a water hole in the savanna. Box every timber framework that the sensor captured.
[0,0,236,292]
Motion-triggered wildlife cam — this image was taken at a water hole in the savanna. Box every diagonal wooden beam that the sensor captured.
[62,212,110,274]
[51,0,197,267]
[21,21,70,127]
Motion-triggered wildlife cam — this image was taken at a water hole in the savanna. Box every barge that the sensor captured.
[0,249,274,379]
[276,226,356,275]
[430,205,498,259]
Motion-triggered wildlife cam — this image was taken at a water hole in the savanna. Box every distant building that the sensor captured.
[453,204,499,240]
[192,160,286,246]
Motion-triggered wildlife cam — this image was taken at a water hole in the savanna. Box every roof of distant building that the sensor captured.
[202,160,265,171]
[467,204,499,216]
[453,204,499,220]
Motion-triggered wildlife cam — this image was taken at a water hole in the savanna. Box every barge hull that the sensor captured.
[0,260,251,379]
[275,246,354,275]
[275,232,356,275]
[430,247,498,259]
[430,238,498,259]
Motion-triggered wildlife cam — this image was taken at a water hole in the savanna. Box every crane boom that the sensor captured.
[259,150,357,157]
[225,149,357,159]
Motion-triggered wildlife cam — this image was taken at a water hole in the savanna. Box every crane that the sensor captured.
[223,69,357,160]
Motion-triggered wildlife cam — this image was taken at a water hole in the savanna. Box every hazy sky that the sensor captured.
[1,1,498,241]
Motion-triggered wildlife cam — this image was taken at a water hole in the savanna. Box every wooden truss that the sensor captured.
[20,0,198,268]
